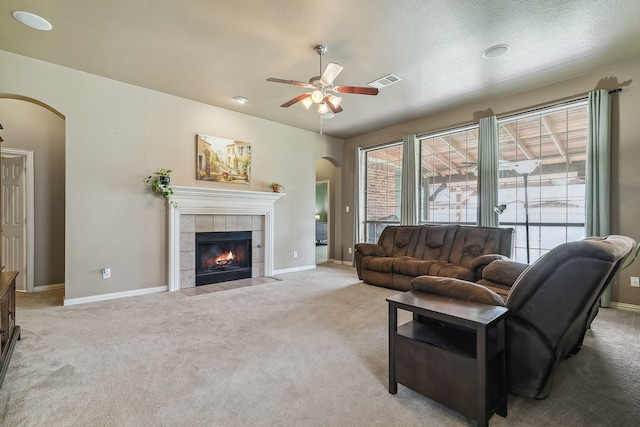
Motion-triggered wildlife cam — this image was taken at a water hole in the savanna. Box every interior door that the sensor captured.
[1,156,27,291]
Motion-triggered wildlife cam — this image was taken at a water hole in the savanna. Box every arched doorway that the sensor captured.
[0,96,66,301]
[315,157,340,265]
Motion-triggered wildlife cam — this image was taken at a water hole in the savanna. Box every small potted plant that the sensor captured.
[270,182,285,193]
[145,168,177,207]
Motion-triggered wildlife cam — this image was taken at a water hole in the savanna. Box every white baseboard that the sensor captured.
[64,285,167,306]
[33,283,65,292]
[609,301,640,312]
[327,259,354,266]
[272,264,316,275]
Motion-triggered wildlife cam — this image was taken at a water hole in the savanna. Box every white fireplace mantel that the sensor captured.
[167,186,285,291]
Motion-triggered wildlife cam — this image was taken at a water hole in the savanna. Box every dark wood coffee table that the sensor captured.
[387,290,508,427]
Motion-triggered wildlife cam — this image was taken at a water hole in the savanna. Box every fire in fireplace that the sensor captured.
[195,231,252,285]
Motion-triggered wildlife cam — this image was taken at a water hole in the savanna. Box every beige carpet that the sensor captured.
[1,264,639,426]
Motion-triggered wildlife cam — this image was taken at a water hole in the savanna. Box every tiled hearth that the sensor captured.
[167,186,285,291]
[179,214,265,288]
[180,276,281,296]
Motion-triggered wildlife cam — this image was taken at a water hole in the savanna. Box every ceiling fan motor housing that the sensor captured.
[315,45,327,56]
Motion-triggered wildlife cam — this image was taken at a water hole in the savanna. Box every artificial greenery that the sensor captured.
[270,182,285,192]
[145,168,177,207]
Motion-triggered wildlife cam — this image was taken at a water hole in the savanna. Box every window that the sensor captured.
[419,126,479,224]
[497,101,588,262]
[359,101,589,264]
[362,143,403,242]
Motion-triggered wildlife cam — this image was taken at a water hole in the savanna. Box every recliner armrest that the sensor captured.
[354,243,386,257]
[411,275,506,306]
[481,259,529,287]
[469,254,511,279]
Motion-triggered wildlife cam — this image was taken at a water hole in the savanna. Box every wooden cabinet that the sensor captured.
[0,271,20,388]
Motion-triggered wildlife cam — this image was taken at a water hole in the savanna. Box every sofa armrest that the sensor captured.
[469,254,511,279]
[354,243,386,257]
[411,276,506,306]
[481,259,529,287]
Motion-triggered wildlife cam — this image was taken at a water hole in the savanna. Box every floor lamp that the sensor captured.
[494,159,540,264]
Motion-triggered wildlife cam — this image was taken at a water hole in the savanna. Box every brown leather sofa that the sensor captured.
[410,234,636,399]
[354,225,514,291]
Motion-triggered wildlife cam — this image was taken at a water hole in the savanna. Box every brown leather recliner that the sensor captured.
[410,235,636,399]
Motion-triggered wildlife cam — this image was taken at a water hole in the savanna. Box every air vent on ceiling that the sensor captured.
[368,73,402,89]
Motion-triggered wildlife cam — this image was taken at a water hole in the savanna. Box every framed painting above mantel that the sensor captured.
[196,134,251,184]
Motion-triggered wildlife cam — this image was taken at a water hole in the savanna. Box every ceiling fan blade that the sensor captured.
[321,62,344,85]
[334,86,379,95]
[281,93,311,108]
[266,78,313,88]
[324,96,343,113]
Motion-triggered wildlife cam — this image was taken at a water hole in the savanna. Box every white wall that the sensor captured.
[0,50,344,300]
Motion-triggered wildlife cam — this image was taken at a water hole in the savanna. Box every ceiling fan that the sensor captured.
[266,45,379,116]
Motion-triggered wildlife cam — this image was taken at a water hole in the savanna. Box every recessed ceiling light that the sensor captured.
[482,44,510,59]
[13,10,52,31]
[233,96,248,104]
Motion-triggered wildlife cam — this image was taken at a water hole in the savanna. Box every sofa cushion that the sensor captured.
[449,226,513,268]
[412,225,459,261]
[392,256,436,276]
[389,226,421,257]
[427,262,475,281]
[411,276,506,306]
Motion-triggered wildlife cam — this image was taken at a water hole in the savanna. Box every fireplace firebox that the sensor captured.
[195,231,252,285]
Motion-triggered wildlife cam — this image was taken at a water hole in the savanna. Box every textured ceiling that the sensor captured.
[2,0,640,139]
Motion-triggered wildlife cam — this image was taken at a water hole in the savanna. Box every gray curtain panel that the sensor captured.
[586,89,612,306]
[477,116,499,227]
[353,147,363,266]
[400,134,419,225]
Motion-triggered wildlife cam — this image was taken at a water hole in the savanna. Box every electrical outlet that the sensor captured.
[631,276,639,287]
[102,268,111,279]
[348,247,352,254]
[345,206,350,213]
[293,250,298,258]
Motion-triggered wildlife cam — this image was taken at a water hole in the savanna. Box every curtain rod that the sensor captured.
[369,88,623,147]
[497,88,623,122]
[573,87,623,102]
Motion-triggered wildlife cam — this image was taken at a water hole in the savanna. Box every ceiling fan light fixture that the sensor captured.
[317,102,329,114]
[301,96,313,110]
[266,43,379,130]
[311,89,324,104]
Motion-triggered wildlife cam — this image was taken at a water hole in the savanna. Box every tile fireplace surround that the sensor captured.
[167,186,285,291]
